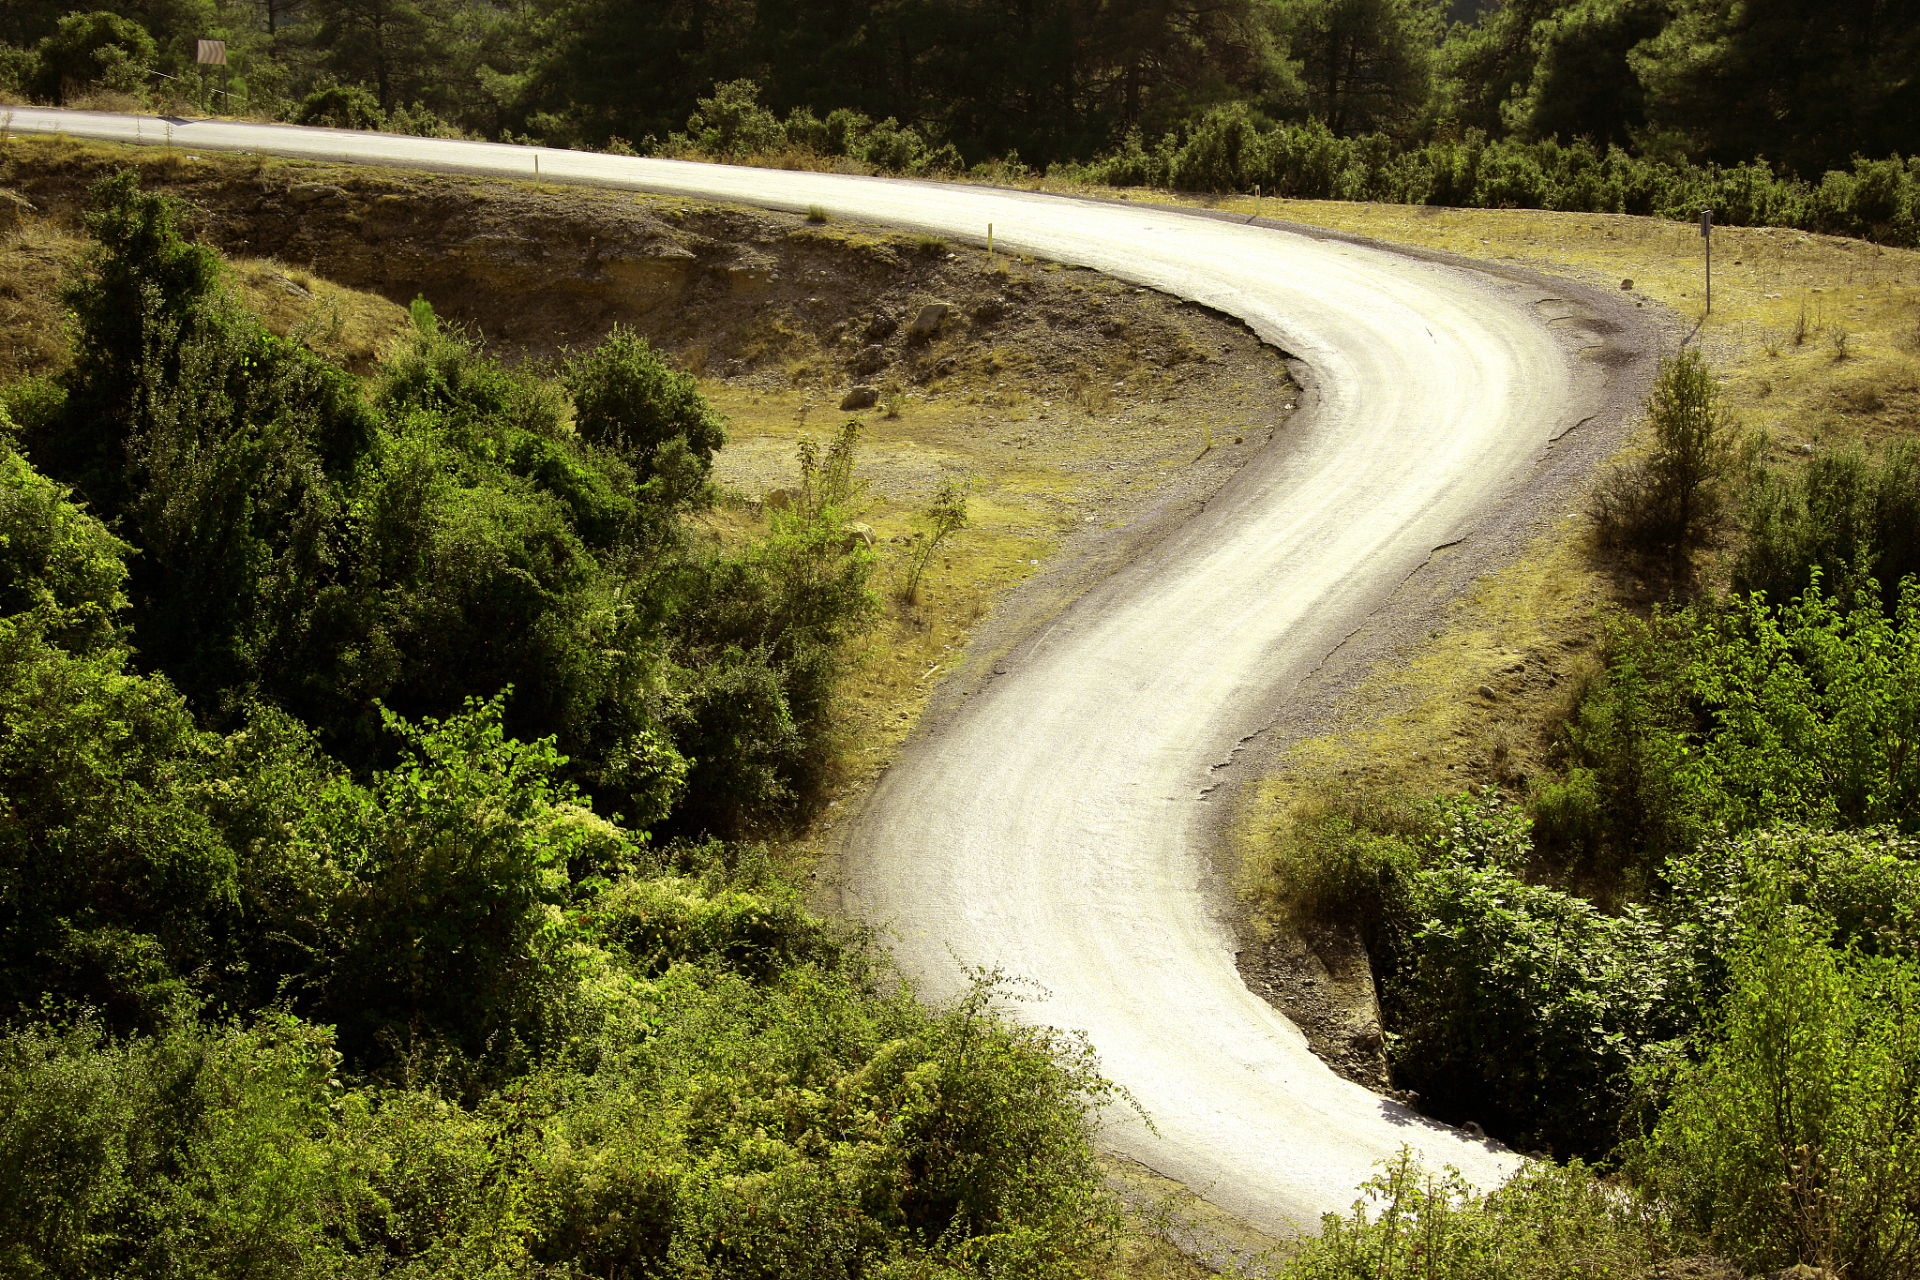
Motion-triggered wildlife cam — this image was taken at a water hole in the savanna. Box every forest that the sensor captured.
[2,0,1919,243]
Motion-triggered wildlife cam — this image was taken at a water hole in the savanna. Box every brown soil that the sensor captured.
[1236,920,1393,1094]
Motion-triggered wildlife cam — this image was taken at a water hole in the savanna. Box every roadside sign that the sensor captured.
[1699,209,1711,237]
[197,39,226,65]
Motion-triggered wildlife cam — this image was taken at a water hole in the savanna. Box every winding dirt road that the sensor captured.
[11,110,1656,1236]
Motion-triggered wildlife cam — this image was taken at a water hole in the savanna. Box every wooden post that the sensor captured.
[1700,208,1713,314]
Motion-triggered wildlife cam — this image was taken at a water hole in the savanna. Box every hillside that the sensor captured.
[3,112,1920,1277]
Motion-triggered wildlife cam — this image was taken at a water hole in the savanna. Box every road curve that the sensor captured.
[13,109,1632,1234]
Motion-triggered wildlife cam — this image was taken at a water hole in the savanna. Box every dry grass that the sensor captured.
[0,210,80,381]
[227,258,410,372]
[701,346,1283,805]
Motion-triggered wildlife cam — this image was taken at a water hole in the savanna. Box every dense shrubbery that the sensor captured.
[1061,108,1920,247]
[19,171,875,839]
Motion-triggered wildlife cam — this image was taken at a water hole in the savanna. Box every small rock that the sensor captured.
[1620,278,1634,290]
[838,522,876,553]
[840,386,879,411]
[1477,684,1497,700]
[0,189,35,233]
[850,344,887,377]
[1464,1121,1487,1138]
[763,487,800,513]
[972,297,1006,323]
[864,314,898,343]
[288,182,348,204]
[906,302,950,343]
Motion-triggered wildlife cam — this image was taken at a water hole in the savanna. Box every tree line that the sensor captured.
[4,0,1917,186]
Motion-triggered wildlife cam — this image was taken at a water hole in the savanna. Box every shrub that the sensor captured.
[681,78,784,158]
[1548,610,1712,882]
[1269,811,1421,944]
[561,325,727,494]
[1636,890,1920,1278]
[1590,348,1739,563]
[902,474,972,602]
[294,82,387,131]
[1734,438,1920,616]
[666,423,876,836]
[1386,862,1693,1156]
[1289,1151,1686,1279]
[29,11,155,106]
[1682,577,1920,833]
[0,439,128,653]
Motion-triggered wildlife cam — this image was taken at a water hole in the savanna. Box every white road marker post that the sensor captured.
[987,222,993,258]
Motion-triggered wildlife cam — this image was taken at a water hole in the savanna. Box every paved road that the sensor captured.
[11,109,1638,1235]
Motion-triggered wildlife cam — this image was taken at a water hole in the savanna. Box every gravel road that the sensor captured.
[11,110,1655,1236]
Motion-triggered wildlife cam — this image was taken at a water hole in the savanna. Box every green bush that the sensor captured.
[665,423,877,836]
[560,324,727,496]
[0,439,128,653]
[1060,118,1920,248]
[1545,610,1710,882]
[1735,439,1920,617]
[680,78,786,158]
[1683,577,1920,833]
[1386,862,1693,1156]
[0,1014,355,1278]
[0,611,232,1032]
[1287,1151,1685,1279]
[294,82,388,131]
[1590,348,1739,562]
[1636,890,1920,1278]
[1269,811,1421,942]
[29,11,154,105]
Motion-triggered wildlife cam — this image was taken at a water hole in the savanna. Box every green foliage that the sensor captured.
[0,1014,355,1279]
[1542,578,1920,880]
[902,474,971,603]
[1286,1151,1685,1278]
[1280,0,1444,137]
[1635,890,1920,1277]
[680,78,787,158]
[0,439,128,654]
[294,82,390,130]
[1590,348,1739,562]
[1269,810,1421,945]
[29,11,155,105]
[666,423,877,836]
[0,611,230,1032]
[1070,121,1920,247]
[1543,611,1708,880]
[1630,0,1920,178]
[560,324,727,495]
[299,695,598,1079]
[1271,788,1688,1155]
[1736,439,1920,617]
[1386,860,1693,1155]
[24,172,881,840]
[0,969,1119,1278]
